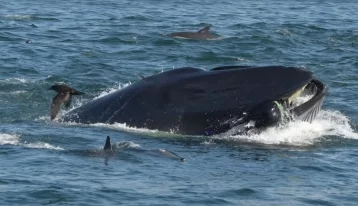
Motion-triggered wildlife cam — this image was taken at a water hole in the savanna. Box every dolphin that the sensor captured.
[48,84,85,121]
[101,136,185,164]
[165,25,219,40]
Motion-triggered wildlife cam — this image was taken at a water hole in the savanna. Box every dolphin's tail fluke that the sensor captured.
[104,136,111,151]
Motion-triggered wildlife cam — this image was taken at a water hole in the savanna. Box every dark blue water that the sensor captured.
[1,0,358,205]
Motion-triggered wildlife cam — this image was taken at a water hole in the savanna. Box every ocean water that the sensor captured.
[1,0,358,205]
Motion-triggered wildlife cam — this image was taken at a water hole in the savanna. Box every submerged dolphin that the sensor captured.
[165,25,219,40]
[48,84,85,121]
[103,136,185,162]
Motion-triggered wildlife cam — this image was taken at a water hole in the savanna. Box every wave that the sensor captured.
[24,142,64,150]
[0,133,64,150]
[0,133,20,145]
[0,14,59,21]
[0,78,30,84]
[97,37,137,44]
[10,90,27,94]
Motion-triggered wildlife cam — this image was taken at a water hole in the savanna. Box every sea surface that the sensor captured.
[1,0,358,205]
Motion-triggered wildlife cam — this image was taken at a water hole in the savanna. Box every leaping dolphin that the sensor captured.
[164,25,219,40]
[48,84,85,121]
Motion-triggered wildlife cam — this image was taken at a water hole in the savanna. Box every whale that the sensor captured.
[63,65,327,136]
[164,25,219,40]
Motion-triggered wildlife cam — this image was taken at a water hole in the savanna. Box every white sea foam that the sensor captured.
[236,57,247,62]
[1,78,29,84]
[25,142,64,150]
[0,133,20,145]
[62,109,357,147]
[114,141,142,149]
[11,90,27,94]
[91,122,159,134]
[0,133,64,150]
[218,110,358,146]
[2,14,33,20]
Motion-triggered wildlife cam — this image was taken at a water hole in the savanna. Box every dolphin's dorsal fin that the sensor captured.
[104,136,111,151]
[197,25,211,34]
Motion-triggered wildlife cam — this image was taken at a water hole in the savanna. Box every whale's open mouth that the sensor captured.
[288,78,327,122]
[241,78,327,134]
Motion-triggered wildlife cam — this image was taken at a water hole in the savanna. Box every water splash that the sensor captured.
[218,110,358,146]
[25,142,64,150]
[113,141,142,149]
[0,78,30,84]
[0,133,64,150]
[91,122,159,135]
[94,82,132,100]
[10,90,27,94]
[86,109,357,146]
[0,133,20,145]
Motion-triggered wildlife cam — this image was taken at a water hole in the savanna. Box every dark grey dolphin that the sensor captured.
[165,25,219,40]
[103,136,185,162]
[48,84,84,121]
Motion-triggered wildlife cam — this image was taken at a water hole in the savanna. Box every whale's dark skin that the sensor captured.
[63,66,316,135]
